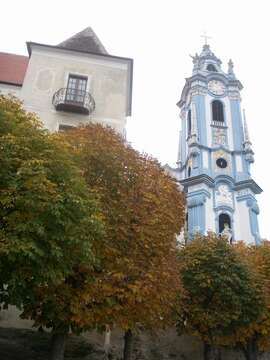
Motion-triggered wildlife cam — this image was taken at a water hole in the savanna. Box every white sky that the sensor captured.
[1,0,270,239]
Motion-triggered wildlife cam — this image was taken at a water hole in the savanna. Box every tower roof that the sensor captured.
[191,44,222,74]
[58,27,108,55]
[199,44,222,65]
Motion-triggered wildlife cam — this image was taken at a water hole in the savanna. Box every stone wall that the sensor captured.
[1,309,269,359]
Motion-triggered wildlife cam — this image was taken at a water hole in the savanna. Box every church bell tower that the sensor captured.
[177,43,262,244]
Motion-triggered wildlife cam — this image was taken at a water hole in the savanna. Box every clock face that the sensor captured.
[216,158,228,169]
[208,80,226,95]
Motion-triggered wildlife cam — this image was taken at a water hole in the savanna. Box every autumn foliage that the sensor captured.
[0,95,104,298]
[176,233,263,360]
[11,122,185,359]
[224,241,270,359]
[63,125,185,332]
[4,95,270,360]
[0,96,104,359]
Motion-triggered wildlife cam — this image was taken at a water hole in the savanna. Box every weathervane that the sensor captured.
[201,31,211,45]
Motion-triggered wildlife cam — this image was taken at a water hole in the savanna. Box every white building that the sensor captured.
[0,27,133,135]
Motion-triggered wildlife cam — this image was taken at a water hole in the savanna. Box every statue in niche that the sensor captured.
[222,223,233,244]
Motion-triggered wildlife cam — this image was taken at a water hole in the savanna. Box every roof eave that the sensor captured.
[26,42,133,63]
[0,80,23,87]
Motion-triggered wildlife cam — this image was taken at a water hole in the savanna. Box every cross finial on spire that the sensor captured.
[201,31,211,45]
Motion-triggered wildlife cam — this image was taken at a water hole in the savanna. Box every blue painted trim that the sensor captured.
[181,117,186,163]
[188,204,206,237]
[187,189,211,200]
[232,153,237,179]
[192,154,199,169]
[187,194,207,208]
[236,193,255,202]
[214,175,234,188]
[214,205,235,213]
[186,190,208,236]
[241,153,250,178]
[246,199,261,244]
[230,99,244,151]
[193,95,207,146]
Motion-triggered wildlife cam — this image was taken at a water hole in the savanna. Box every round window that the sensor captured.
[216,158,227,169]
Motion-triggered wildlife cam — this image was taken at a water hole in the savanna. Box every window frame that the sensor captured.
[212,100,225,123]
[65,74,88,104]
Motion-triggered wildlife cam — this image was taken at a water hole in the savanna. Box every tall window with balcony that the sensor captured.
[52,74,95,115]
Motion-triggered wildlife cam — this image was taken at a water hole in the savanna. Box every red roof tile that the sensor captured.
[0,52,29,86]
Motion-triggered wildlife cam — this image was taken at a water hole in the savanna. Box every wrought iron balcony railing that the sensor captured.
[52,88,95,115]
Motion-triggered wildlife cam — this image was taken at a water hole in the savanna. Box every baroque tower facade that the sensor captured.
[177,44,262,244]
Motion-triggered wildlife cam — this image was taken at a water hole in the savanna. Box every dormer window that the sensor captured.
[207,64,217,72]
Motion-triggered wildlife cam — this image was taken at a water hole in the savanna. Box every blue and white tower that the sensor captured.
[177,44,262,244]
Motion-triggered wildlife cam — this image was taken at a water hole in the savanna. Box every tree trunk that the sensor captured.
[104,326,111,358]
[203,342,222,360]
[123,329,133,360]
[49,331,68,360]
[242,338,259,360]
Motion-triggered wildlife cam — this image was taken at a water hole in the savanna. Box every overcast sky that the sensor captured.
[1,0,270,239]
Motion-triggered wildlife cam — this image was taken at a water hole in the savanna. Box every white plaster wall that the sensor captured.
[204,94,212,147]
[236,155,243,172]
[188,183,209,193]
[205,194,215,233]
[20,47,130,135]
[234,200,254,243]
[223,96,234,150]
[202,150,209,169]
[0,83,22,97]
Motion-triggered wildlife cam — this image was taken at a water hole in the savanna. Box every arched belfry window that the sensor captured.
[212,100,224,122]
[207,64,217,72]
[188,166,191,177]
[187,109,192,136]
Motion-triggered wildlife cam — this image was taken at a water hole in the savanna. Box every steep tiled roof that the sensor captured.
[0,52,29,86]
[58,27,108,55]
